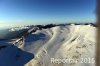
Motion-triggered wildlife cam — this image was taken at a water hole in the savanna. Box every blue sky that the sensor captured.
[0,0,96,26]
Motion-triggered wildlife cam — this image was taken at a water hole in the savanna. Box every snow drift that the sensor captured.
[23,24,96,66]
[0,42,34,66]
[0,24,96,66]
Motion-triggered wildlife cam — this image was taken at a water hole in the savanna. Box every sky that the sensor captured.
[0,0,96,27]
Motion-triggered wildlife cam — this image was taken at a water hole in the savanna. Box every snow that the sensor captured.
[0,42,34,66]
[0,24,96,66]
[9,26,30,32]
[24,25,96,66]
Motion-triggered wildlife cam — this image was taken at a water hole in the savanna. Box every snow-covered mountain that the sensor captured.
[0,42,34,66]
[0,24,96,66]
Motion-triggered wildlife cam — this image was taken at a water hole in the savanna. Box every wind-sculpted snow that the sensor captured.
[0,24,96,66]
[24,25,96,66]
[0,43,34,66]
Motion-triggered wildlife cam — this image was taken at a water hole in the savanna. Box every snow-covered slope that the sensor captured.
[0,24,96,66]
[0,42,34,66]
[23,25,96,66]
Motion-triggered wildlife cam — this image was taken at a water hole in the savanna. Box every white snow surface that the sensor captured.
[0,42,34,66]
[24,25,96,66]
[9,26,30,31]
[0,25,96,66]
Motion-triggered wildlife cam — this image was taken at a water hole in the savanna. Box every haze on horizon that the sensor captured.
[0,0,96,27]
